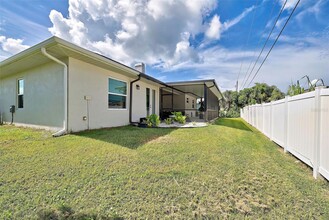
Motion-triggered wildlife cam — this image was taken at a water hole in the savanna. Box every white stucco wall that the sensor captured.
[131,80,160,122]
[68,58,160,132]
[0,56,161,132]
[68,58,132,132]
[185,94,197,118]
[0,61,64,129]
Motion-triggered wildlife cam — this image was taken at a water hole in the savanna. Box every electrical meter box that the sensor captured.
[10,105,15,113]
[84,95,92,100]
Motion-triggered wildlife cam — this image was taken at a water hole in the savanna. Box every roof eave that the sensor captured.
[0,37,58,67]
[166,79,224,100]
[53,37,140,77]
[0,36,140,78]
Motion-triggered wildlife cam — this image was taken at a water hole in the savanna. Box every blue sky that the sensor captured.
[1,0,328,91]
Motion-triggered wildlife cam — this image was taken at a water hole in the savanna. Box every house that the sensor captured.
[0,36,223,135]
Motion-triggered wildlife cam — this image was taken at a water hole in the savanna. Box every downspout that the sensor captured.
[129,75,141,124]
[41,47,68,137]
[204,83,208,121]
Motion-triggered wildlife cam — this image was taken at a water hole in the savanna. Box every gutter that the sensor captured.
[129,75,141,124]
[41,47,68,137]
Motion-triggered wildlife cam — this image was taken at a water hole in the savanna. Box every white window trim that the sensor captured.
[17,78,24,109]
[108,77,128,110]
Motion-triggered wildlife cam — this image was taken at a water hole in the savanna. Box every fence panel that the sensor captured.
[241,87,329,181]
[262,103,271,138]
[250,106,253,125]
[252,106,256,127]
[287,93,315,167]
[256,105,263,132]
[245,107,249,122]
[271,99,286,147]
[320,90,329,180]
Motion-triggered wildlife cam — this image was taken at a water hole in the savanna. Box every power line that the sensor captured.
[247,0,301,88]
[235,0,260,91]
[241,0,287,90]
[240,0,279,90]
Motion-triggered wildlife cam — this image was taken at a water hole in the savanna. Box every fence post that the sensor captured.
[270,101,273,141]
[248,105,250,123]
[254,104,258,129]
[313,87,321,179]
[250,105,254,126]
[262,103,265,133]
[248,105,251,124]
[249,105,252,125]
[283,96,289,153]
[254,105,256,127]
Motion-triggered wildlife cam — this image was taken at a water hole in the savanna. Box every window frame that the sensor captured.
[17,78,24,109]
[108,77,128,110]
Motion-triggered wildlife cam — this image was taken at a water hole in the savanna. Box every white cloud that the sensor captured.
[205,15,222,40]
[280,0,299,10]
[0,36,30,55]
[162,30,329,92]
[222,6,255,31]
[275,16,288,29]
[295,0,326,22]
[252,45,329,91]
[205,6,254,40]
[48,0,217,67]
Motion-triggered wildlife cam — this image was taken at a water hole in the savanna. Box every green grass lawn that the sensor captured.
[0,118,328,219]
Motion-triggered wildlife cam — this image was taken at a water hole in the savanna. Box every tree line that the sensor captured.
[219,83,285,117]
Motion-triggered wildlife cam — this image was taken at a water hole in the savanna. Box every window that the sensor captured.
[108,78,127,109]
[192,100,195,108]
[17,79,24,108]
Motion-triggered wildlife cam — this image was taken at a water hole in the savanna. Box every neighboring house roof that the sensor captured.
[166,79,224,100]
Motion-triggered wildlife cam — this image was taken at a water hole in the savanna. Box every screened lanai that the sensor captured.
[160,79,224,121]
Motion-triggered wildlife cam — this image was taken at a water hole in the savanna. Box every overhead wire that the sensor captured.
[241,0,288,89]
[240,0,279,90]
[247,0,301,87]
[235,0,260,91]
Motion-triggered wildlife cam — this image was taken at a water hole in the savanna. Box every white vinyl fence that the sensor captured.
[241,87,329,181]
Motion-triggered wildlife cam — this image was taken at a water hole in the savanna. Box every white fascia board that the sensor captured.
[1,36,140,79]
[0,37,57,67]
[54,37,139,77]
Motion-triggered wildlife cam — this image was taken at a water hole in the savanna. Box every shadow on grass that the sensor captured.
[213,118,253,132]
[38,204,123,220]
[74,125,175,149]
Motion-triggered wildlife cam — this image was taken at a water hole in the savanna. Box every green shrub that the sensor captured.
[177,116,186,124]
[164,118,172,125]
[219,110,226,118]
[219,109,240,118]
[146,114,160,127]
[171,112,186,124]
